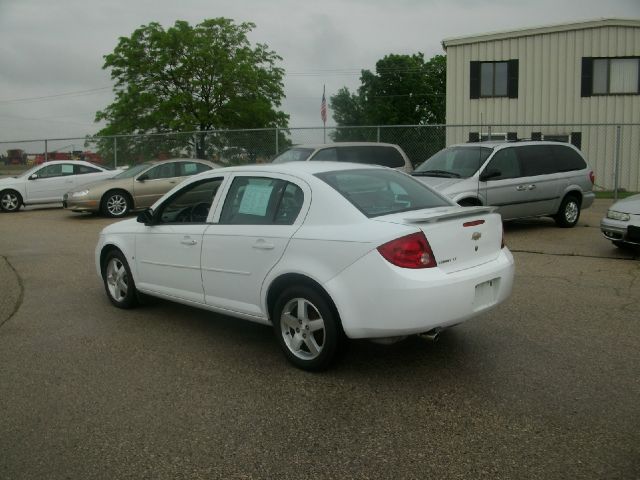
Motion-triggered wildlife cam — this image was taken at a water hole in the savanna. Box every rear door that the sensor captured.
[201,173,309,317]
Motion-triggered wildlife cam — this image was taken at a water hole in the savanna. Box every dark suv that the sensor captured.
[412,141,595,227]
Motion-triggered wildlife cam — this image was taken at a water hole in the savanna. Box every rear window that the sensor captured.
[316,169,449,218]
[333,146,405,168]
[272,148,314,163]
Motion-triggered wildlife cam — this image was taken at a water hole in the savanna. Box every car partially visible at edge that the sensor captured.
[601,194,640,249]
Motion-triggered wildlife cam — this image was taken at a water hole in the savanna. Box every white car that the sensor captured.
[600,193,640,248]
[0,160,119,212]
[95,162,515,370]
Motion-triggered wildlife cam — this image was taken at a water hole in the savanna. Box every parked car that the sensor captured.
[600,194,640,248]
[0,160,119,212]
[271,142,414,173]
[95,162,514,370]
[411,141,595,227]
[64,158,218,217]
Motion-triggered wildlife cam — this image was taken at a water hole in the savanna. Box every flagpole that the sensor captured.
[322,85,326,143]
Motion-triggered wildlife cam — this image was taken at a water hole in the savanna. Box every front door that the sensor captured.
[26,163,77,202]
[134,177,225,303]
[133,162,180,208]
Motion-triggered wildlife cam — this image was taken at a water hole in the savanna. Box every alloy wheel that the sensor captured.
[1,192,20,211]
[106,194,128,216]
[106,257,128,303]
[280,297,326,360]
[564,200,579,224]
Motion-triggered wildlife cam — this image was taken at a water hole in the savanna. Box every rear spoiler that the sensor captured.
[403,206,497,224]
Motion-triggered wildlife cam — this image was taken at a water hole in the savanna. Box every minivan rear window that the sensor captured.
[549,145,587,172]
[316,169,449,218]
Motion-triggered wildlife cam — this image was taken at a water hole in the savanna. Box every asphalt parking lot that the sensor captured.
[1,200,638,479]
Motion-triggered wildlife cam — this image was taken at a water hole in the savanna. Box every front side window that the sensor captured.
[219,177,304,225]
[317,169,449,218]
[157,178,223,224]
[584,57,640,96]
[484,148,521,180]
[37,163,75,178]
[413,146,492,179]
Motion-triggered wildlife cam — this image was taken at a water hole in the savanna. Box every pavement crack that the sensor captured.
[0,255,24,330]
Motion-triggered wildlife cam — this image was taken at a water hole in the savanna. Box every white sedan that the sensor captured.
[95,162,515,370]
[0,160,119,212]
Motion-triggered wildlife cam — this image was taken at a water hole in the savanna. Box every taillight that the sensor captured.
[377,232,437,269]
[589,171,595,185]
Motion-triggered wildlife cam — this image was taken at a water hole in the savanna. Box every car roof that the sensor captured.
[199,161,386,177]
[286,142,400,150]
[450,140,578,149]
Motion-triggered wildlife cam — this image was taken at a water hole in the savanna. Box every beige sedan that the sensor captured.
[64,158,218,217]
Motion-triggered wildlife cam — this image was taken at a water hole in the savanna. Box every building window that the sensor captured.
[470,60,518,99]
[582,57,640,96]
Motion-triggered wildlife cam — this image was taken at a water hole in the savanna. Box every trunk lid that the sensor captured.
[374,206,503,273]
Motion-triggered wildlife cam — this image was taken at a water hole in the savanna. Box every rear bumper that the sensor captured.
[324,248,515,339]
[581,192,595,210]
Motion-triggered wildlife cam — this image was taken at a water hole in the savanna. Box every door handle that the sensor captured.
[527,184,536,190]
[515,185,527,191]
[253,240,275,250]
[181,239,197,246]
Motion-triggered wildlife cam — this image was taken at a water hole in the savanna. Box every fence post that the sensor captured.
[275,127,279,155]
[614,125,621,200]
[487,125,492,141]
[113,137,118,169]
[376,126,380,143]
[44,139,48,163]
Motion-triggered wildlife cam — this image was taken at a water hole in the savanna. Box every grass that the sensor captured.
[595,191,638,199]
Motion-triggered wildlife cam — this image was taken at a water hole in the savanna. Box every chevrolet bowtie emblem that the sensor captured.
[471,232,482,241]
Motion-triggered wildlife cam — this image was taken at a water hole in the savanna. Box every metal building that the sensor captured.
[442,18,640,190]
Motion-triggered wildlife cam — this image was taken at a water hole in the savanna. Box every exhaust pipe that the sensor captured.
[419,328,441,342]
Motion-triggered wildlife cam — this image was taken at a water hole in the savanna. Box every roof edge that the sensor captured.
[442,18,640,49]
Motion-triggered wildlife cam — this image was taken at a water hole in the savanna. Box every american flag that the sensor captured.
[320,86,327,124]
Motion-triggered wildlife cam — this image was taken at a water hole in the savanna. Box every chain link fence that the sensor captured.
[1,123,638,193]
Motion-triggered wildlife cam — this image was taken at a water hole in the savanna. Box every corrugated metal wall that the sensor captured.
[445,22,640,191]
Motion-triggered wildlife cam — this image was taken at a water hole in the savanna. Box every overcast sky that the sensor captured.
[0,0,639,145]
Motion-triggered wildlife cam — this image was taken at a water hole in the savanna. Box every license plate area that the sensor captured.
[628,225,640,242]
[473,278,500,310]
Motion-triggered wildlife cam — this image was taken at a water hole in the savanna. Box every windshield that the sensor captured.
[113,163,152,179]
[272,148,314,164]
[316,168,450,218]
[16,165,42,178]
[413,146,492,178]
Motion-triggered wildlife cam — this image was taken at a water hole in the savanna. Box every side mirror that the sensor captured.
[137,174,148,182]
[29,174,38,180]
[137,208,155,225]
[480,169,501,182]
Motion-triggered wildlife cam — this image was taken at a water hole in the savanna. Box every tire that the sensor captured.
[102,250,138,309]
[102,190,131,217]
[0,190,22,212]
[458,198,481,207]
[554,195,580,228]
[272,286,342,371]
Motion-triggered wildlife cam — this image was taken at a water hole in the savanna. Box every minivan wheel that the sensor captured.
[0,190,22,212]
[555,195,580,228]
[273,286,342,371]
[102,250,138,309]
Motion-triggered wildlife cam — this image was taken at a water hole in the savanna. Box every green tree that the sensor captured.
[330,53,446,130]
[95,18,288,159]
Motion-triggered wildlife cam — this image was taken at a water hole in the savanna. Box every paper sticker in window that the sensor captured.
[238,184,273,216]
[183,163,197,175]
[62,164,74,174]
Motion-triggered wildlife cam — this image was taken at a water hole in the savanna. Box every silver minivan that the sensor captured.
[412,141,595,227]
[271,142,413,173]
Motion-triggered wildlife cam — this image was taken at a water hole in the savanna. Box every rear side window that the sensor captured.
[517,145,556,176]
[74,164,101,174]
[180,162,211,176]
[219,177,303,225]
[316,169,449,218]
[312,148,338,161]
[549,145,586,172]
[272,148,314,163]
